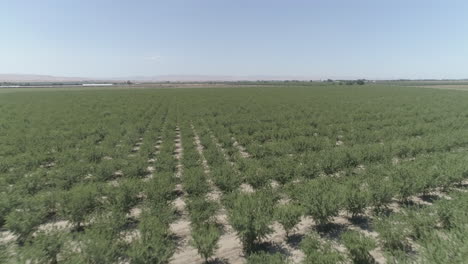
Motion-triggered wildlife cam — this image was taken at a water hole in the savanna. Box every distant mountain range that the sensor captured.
[0,74,92,82]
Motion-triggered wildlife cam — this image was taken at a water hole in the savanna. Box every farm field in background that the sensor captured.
[1,84,468,263]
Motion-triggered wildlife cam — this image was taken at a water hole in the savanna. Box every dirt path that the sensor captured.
[192,125,245,264]
[170,127,204,264]
[144,136,163,181]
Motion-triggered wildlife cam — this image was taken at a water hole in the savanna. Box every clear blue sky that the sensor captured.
[1,0,468,79]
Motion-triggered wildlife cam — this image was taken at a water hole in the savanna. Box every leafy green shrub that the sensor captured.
[374,216,409,252]
[0,243,10,262]
[266,156,297,184]
[187,198,219,226]
[393,166,424,202]
[183,150,201,169]
[145,173,175,205]
[86,148,105,163]
[59,184,101,229]
[301,233,345,264]
[0,192,20,228]
[191,222,221,263]
[297,157,321,179]
[436,201,456,229]
[183,168,210,197]
[127,213,175,264]
[105,179,140,212]
[204,147,225,167]
[419,226,468,264]
[212,165,241,192]
[0,160,9,173]
[49,164,86,190]
[21,230,68,264]
[79,224,126,264]
[244,163,269,189]
[275,204,303,238]
[319,148,358,174]
[94,160,118,181]
[155,152,176,173]
[227,190,275,253]
[5,203,48,244]
[15,169,48,196]
[404,209,437,240]
[122,158,148,178]
[295,179,342,226]
[341,230,376,264]
[246,252,288,264]
[367,171,395,212]
[344,178,370,218]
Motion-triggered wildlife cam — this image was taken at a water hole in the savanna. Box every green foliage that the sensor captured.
[341,230,376,264]
[344,178,370,218]
[212,165,241,192]
[5,83,468,262]
[78,224,126,264]
[436,200,457,229]
[191,222,221,262]
[226,190,275,253]
[122,158,148,178]
[105,179,140,212]
[20,230,67,264]
[145,173,175,205]
[94,160,118,181]
[419,226,468,264]
[155,152,176,173]
[275,203,303,238]
[374,216,410,252]
[393,166,424,202]
[244,162,270,189]
[246,252,289,264]
[182,150,201,169]
[0,192,20,228]
[294,179,342,226]
[187,198,219,226]
[403,208,437,240]
[183,168,210,197]
[0,243,10,262]
[266,156,299,184]
[127,213,175,264]
[301,233,345,264]
[5,199,48,244]
[59,184,101,229]
[367,171,395,212]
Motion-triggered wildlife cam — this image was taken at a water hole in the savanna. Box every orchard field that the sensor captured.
[1,84,468,263]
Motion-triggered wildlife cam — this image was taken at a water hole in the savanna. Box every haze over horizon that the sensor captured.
[1,0,468,80]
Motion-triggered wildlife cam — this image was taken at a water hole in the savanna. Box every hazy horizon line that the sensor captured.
[1,73,468,83]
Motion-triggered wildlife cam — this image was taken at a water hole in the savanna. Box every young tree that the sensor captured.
[344,178,370,218]
[227,190,275,253]
[341,230,376,264]
[5,201,47,245]
[301,233,345,264]
[127,214,175,264]
[187,198,219,225]
[275,204,303,239]
[21,230,68,264]
[59,184,100,230]
[297,179,342,227]
[191,223,221,263]
[247,252,288,264]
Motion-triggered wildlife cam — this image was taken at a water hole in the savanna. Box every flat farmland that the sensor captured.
[1,84,468,263]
